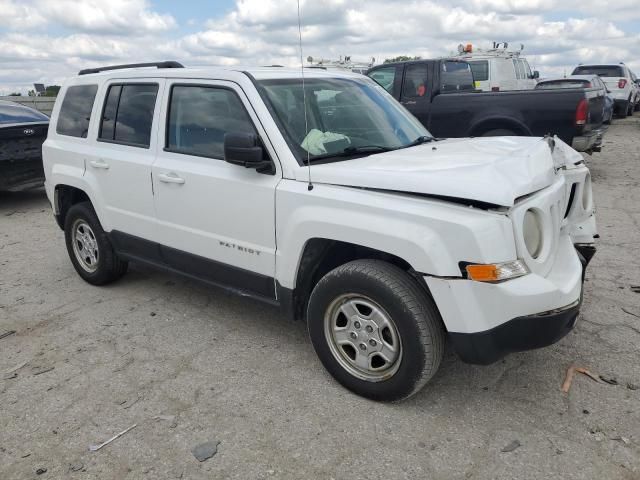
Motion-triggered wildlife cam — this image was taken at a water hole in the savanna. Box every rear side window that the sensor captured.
[99,83,159,147]
[468,61,488,82]
[402,64,429,98]
[56,85,98,138]
[368,67,396,93]
[572,65,624,77]
[166,85,256,159]
[441,61,474,92]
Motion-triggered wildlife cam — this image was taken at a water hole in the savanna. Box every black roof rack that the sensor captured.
[78,61,184,76]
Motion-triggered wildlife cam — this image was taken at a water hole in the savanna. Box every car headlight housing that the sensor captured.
[464,260,529,282]
[523,209,543,259]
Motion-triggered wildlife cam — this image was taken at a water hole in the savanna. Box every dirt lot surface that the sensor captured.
[1,118,639,480]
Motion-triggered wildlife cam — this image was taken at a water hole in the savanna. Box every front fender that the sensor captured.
[275,181,517,289]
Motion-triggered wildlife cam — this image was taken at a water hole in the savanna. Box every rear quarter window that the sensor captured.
[56,85,98,138]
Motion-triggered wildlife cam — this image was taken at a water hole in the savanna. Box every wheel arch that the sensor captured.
[53,183,96,230]
[468,116,532,137]
[283,238,432,322]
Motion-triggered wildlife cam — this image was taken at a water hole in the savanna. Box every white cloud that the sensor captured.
[0,0,639,94]
[0,0,175,34]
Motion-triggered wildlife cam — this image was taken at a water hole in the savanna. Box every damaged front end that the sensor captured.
[547,136,598,272]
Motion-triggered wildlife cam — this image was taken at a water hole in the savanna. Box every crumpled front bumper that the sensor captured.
[442,244,595,365]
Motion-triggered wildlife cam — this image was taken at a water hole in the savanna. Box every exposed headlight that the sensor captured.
[465,260,529,282]
[523,209,543,259]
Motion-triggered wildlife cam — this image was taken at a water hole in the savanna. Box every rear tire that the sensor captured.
[64,202,128,285]
[627,99,634,116]
[307,260,445,401]
[480,129,517,137]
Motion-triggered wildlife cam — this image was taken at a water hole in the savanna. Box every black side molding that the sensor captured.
[78,61,184,76]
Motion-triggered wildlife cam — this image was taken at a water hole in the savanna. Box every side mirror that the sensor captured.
[532,70,540,79]
[224,133,273,173]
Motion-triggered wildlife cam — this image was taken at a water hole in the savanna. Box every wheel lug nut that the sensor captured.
[369,339,377,347]
[350,332,357,340]
[354,321,361,329]
[359,343,367,351]
[365,326,374,333]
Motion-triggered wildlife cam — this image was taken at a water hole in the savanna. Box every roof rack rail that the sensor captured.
[78,61,184,76]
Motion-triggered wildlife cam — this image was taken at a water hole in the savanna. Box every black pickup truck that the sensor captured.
[367,59,605,152]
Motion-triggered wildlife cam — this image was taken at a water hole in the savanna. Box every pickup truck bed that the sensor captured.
[367,60,605,152]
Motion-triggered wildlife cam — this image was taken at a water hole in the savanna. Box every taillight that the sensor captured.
[618,79,627,89]
[584,82,592,88]
[491,86,500,92]
[575,98,588,126]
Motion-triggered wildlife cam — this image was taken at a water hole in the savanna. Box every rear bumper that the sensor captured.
[571,131,600,152]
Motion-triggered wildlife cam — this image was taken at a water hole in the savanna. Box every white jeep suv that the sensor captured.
[43,62,597,401]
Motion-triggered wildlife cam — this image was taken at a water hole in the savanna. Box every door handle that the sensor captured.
[157,172,185,184]
[89,159,110,170]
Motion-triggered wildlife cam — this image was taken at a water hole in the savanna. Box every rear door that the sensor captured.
[85,80,163,241]
[151,79,280,300]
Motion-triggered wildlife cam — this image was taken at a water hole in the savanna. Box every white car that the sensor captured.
[42,62,597,401]
[572,63,639,117]
[455,42,539,91]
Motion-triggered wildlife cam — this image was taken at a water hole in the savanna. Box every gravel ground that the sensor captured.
[1,118,639,480]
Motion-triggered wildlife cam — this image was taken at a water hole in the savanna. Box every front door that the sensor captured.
[151,80,280,300]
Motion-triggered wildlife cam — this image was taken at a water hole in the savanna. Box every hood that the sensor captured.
[304,136,562,207]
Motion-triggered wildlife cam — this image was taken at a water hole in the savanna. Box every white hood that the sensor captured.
[305,136,571,207]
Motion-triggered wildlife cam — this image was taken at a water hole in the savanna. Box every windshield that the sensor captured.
[535,80,590,89]
[572,66,624,77]
[468,61,489,82]
[257,77,430,164]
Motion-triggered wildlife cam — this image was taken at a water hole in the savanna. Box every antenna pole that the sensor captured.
[296,0,313,191]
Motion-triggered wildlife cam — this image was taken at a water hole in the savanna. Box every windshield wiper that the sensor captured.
[309,145,393,162]
[400,135,435,149]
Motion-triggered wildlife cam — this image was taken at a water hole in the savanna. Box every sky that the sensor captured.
[1,0,639,94]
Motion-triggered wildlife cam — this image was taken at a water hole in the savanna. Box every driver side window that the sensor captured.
[166,85,256,159]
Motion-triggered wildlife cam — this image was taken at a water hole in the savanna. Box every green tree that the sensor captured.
[9,92,22,96]
[383,55,422,64]
[43,85,61,97]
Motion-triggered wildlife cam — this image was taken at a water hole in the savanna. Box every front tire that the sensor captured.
[307,260,445,401]
[64,202,128,285]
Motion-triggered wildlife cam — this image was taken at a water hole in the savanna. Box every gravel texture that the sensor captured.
[1,117,639,479]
